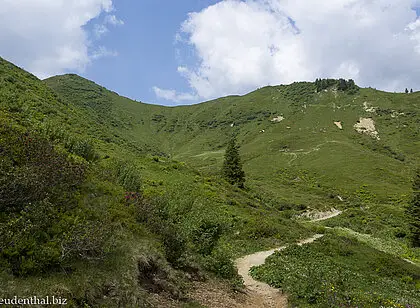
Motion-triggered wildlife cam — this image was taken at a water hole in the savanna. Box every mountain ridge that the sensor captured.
[44,72,419,205]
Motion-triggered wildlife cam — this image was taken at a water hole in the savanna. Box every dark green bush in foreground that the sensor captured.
[0,125,113,276]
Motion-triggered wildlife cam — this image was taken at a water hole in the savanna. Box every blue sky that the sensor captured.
[82,1,219,105]
[1,0,420,106]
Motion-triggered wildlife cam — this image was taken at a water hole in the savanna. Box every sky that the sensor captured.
[1,0,420,106]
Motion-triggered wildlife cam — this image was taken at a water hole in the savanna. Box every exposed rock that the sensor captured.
[363,102,378,113]
[354,117,380,140]
[271,116,284,123]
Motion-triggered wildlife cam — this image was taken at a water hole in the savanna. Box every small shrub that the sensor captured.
[192,221,223,256]
[114,160,142,192]
[203,248,237,279]
[134,196,187,266]
[161,223,187,266]
[394,228,407,238]
[65,137,98,161]
[247,220,280,239]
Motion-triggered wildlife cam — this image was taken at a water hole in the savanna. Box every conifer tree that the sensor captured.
[338,78,348,91]
[222,136,245,188]
[406,169,420,247]
[321,79,328,90]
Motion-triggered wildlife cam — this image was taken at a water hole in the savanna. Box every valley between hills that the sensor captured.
[0,57,419,307]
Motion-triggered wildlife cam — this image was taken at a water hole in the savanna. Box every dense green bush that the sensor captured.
[202,247,237,279]
[0,124,85,213]
[133,195,187,266]
[0,124,114,276]
[192,221,223,256]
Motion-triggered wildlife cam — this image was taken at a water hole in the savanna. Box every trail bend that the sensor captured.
[234,210,342,307]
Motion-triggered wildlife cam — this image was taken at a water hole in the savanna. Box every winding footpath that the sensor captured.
[234,210,342,308]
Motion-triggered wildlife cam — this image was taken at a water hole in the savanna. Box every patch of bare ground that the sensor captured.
[299,208,342,222]
[188,280,247,308]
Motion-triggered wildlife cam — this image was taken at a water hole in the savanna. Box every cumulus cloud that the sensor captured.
[94,14,125,38]
[156,0,420,103]
[104,15,125,26]
[93,24,110,38]
[153,86,198,104]
[0,0,121,78]
[91,46,119,60]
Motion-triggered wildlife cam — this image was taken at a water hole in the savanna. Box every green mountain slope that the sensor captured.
[1,56,419,307]
[45,73,419,208]
[0,57,312,307]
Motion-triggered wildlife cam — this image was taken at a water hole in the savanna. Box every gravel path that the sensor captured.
[233,211,342,307]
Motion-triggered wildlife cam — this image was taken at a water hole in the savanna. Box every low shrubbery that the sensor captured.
[251,234,420,307]
[0,124,114,276]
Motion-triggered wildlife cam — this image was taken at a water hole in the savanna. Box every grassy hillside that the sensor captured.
[1,56,419,307]
[45,72,420,214]
[44,71,420,307]
[0,58,313,307]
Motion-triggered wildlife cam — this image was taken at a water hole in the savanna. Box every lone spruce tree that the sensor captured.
[406,169,420,247]
[222,136,245,188]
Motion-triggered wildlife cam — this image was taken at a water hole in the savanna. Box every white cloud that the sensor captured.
[94,14,124,38]
[91,46,119,60]
[153,86,198,104]
[94,24,109,38]
[159,0,420,103]
[0,0,121,78]
[104,14,124,26]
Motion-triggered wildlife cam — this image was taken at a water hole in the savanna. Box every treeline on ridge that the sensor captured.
[315,78,358,94]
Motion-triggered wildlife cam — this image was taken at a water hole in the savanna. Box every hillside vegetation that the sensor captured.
[0,57,311,307]
[45,73,419,208]
[1,56,419,307]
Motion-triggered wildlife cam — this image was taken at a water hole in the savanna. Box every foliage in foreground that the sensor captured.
[407,169,420,247]
[0,123,115,276]
[251,234,420,307]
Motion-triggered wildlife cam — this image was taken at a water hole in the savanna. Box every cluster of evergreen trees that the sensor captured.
[315,78,358,94]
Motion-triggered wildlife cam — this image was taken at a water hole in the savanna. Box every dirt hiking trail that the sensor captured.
[235,234,323,308]
[234,211,341,308]
[306,209,342,222]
